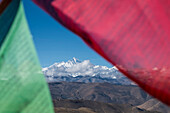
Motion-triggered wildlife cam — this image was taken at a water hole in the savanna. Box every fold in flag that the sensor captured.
[32,0,170,105]
[0,0,54,112]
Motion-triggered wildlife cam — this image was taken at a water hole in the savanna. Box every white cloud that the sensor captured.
[43,58,122,78]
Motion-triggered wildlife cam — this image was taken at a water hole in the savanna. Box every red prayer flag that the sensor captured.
[32,0,170,105]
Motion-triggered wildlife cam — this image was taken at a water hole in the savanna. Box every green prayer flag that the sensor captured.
[0,1,54,113]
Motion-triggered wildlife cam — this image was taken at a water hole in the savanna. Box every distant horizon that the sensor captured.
[23,0,112,68]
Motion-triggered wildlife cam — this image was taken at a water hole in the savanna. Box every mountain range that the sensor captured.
[43,58,134,85]
[43,58,169,113]
[49,82,170,113]
[53,99,160,113]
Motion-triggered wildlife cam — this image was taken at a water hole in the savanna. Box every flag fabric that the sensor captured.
[0,0,12,14]
[32,0,170,105]
[0,0,54,112]
[0,0,15,48]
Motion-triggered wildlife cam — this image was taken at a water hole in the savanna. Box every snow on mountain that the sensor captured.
[43,57,134,85]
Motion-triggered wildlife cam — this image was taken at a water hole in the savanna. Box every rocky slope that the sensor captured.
[49,82,151,105]
[53,99,160,113]
[49,82,169,113]
[138,99,170,113]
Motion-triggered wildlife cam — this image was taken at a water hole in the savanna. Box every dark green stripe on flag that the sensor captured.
[0,0,20,48]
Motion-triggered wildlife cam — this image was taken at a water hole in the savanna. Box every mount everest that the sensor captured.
[42,57,134,85]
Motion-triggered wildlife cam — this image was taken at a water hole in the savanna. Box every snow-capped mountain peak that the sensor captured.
[66,57,82,67]
[43,58,133,85]
[72,57,81,63]
[43,58,118,77]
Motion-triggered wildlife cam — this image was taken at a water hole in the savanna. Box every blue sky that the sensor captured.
[23,0,112,67]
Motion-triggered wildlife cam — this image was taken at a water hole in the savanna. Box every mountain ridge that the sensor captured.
[43,58,134,85]
[49,82,169,113]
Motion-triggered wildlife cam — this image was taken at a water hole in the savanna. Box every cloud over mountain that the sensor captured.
[43,58,134,85]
